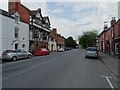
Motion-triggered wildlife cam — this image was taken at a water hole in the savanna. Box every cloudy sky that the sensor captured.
[1,0,119,40]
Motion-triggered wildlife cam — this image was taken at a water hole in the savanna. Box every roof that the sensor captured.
[30,8,41,16]
[98,19,120,37]
[0,9,14,19]
[57,34,66,39]
[0,9,28,24]
[43,16,51,25]
[21,4,30,12]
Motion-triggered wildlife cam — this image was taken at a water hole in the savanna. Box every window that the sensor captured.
[115,43,119,54]
[22,44,25,49]
[15,44,18,49]
[111,27,114,38]
[21,50,26,53]
[15,27,19,37]
[15,15,19,22]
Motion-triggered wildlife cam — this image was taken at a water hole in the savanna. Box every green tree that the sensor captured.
[78,30,98,48]
[65,37,77,48]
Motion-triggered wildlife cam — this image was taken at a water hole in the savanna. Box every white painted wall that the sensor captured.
[48,39,57,51]
[0,14,29,58]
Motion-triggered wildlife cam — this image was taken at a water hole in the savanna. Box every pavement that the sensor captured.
[99,52,119,77]
[99,52,120,89]
[1,49,119,88]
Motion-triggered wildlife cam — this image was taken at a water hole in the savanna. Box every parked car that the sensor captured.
[85,47,98,58]
[65,47,71,51]
[2,49,32,61]
[34,48,49,56]
[58,48,65,52]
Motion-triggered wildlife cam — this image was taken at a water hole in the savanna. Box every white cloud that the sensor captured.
[22,1,48,16]
[48,8,63,14]
[0,0,119,40]
[48,2,118,40]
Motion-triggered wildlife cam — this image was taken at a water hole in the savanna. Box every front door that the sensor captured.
[15,44,18,49]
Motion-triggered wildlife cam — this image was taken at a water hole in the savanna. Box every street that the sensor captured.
[2,49,118,88]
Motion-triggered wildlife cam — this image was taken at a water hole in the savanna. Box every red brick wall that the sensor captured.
[57,35,65,47]
[8,0,30,23]
[114,20,120,38]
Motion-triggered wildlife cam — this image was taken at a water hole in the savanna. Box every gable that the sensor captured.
[36,13,42,20]
[45,19,49,24]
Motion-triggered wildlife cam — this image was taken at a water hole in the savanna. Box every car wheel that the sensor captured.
[12,56,17,61]
[28,55,31,59]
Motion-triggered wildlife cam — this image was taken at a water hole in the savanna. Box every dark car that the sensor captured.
[65,47,71,51]
[85,47,98,59]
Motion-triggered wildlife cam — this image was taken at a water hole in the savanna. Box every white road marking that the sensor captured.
[101,76,115,90]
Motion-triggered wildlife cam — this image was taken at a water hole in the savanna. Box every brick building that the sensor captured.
[57,34,65,49]
[98,17,120,58]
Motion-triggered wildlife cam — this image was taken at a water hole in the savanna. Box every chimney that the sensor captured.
[111,17,116,26]
[104,21,108,31]
[8,0,21,14]
[52,28,57,34]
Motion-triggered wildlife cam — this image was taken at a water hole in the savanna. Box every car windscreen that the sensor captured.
[87,48,97,51]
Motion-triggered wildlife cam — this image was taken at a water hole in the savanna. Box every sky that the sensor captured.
[0,0,119,40]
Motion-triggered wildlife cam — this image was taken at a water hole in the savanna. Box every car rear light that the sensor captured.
[2,54,7,56]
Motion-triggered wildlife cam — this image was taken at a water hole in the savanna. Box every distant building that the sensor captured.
[48,28,57,51]
[57,34,65,49]
[0,9,29,57]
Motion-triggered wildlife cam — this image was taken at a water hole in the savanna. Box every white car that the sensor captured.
[58,48,65,52]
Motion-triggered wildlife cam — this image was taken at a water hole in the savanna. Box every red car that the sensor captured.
[34,48,49,56]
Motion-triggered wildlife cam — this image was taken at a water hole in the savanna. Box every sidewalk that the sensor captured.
[99,52,119,75]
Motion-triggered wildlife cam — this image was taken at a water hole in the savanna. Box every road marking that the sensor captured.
[101,76,115,90]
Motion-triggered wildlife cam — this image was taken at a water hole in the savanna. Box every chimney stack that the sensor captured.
[104,21,108,31]
[8,0,21,14]
[111,17,116,26]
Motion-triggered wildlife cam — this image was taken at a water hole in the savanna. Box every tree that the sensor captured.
[78,30,98,48]
[65,37,77,48]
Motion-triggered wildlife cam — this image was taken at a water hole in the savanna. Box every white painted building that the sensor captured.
[0,9,29,58]
[48,37,57,51]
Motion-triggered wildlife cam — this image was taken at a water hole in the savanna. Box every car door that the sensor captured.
[15,50,22,59]
[23,50,28,58]
[21,50,28,58]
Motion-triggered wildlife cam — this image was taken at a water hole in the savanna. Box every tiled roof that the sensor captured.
[21,4,30,12]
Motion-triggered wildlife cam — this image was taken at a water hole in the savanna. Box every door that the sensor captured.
[15,44,18,49]
[21,50,28,58]
[14,49,22,59]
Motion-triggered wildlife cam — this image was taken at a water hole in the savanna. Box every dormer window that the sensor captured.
[15,15,19,22]
[14,12,20,23]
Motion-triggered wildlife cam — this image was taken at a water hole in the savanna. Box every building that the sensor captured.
[8,0,51,53]
[57,34,65,49]
[29,9,51,53]
[98,17,120,58]
[48,28,57,51]
[0,9,29,57]
[98,22,108,53]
